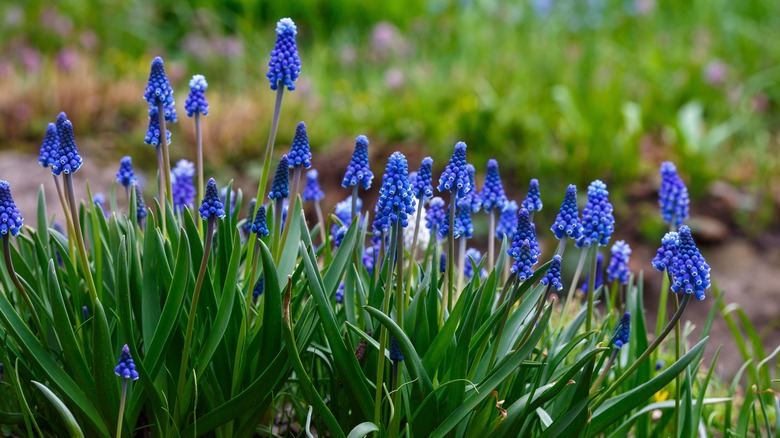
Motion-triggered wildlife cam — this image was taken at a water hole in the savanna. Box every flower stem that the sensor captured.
[351,186,359,221]
[314,200,327,245]
[488,272,518,369]
[405,197,424,310]
[195,113,204,236]
[586,245,599,332]
[555,237,567,258]
[155,145,167,236]
[156,102,173,205]
[445,198,456,314]
[278,168,301,262]
[52,174,76,259]
[674,293,682,438]
[116,379,128,438]
[395,221,404,330]
[272,198,284,263]
[64,174,98,304]
[488,208,495,271]
[456,236,466,298]
[556,246,585,333]
[3,236,43,336]
[374,225,398,429]
[591,348,618,392]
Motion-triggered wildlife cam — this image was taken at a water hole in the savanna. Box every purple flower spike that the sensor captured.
[144,57,174,107]
[389,336,404,363]
[541,255,564,291]
[135,186,147,223]
[659,162,690,227]
[199,178,226,220]
[413,157,434,200]
[607,240,632,285]
[480,159,507,212]
[521,178,543,213]
[496,200,519,241]
[669,226,710,300]
[269,155,291,200]
[577,180,615,247]
[508,208,540,261]
[459,163,481,212]
[171,160,196,213]
[425,197,446,234]
[0,181,24,236]
[114,344,139,380]
[144,106,171,147]
[39,123,59,168]
[510,239,536,281]
[52,119,83,176]
[185,74,209,117]
[613,312,631,349]
[437,142,470,197]
[287,121,312,169]
[303,169,325,202]
[267,18,301,91]
[116,156,137,188]
[652,232,679,272]
[251,205,270,236]
[551,184,583,240]
[342,135,374,190]
[374,152,415,230]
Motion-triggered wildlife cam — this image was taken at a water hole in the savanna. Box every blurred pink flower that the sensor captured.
[340,45,357,66]
[19,47,41,73]
[57,48,80,72]
[371,22,408,62]
[752,93,769,113]
[80,31,99,50]
[704,59,728,86]
[384,68,404,90]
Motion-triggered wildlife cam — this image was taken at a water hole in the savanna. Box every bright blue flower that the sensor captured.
[521,178,543,213]
[82,306,89,320]
[199,178,226,220]
[116,156,137,188]
[185,74,209,117]
[652,232,678,272]
[287,121,312,169]
[613,312,631,349]
[332,225,348,248]
[659,162,689,227]
[332,196,361,239]
[253,276,264,300]
[541,255,564,291]
[655,360,665,371]
[437,142,470,197]
[508,208,540,261]
[607,240,632,284]
[577,180,614,247]
[52,119,83,176]
[171,160,196,213]
[0,181,24,236]
[135,186,147,222]
[163,102,178,124]
[335,282,345,304]
[580,253,604,292]
[464,248,485,279]
[413,157,434,200]
[374,152,416,230]
[114,344,139,380]
[56,112,68,130]
[669,225,710,300]
[479,159,507,211]
[251,205,270,236]
[454,205,473,239]
[303,169,325,202]
[459,163,481,212]
[389,336,404,363]
[269,155,290,200]
[551,184,583,240]
[342,135,373,189]
[496,200,519,240]
[144,105,171,147]
[39,123,59,168]
[144,57,174,107]
[510,239,536,281]
[267,18,301,91]
[363,245,377,275]
[243,199,256,234]
[425,197,446,233]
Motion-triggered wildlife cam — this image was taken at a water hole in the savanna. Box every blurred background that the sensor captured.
[0,0,778,372]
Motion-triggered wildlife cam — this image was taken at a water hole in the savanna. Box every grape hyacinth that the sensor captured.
[508,208,540,260]
[439,253,447,273]
[669,226,711,301]
[267,18,301,91]
[0,181,24,236]
[510,239,537,281]
[389,336,404,363]
[613,312,631,349]
[541,255,564,291]
[521,178,543,213]
[496,200,519,240]
[185,74,209,117]
[116,156,137,189]
[652,232,679,272]
[199,179,226,220]
[287,121,312,169]
[135,186,147,224]
[144,106,171,147]
[577,180,615,247]
[335,282,345,304]
[479,159,507,212]
[268,155,290,200]
[425,197,446,235]
[220,187,236,217]
[93,193,108,217]
[39,123,59,168]
[171,160,196,213]
[332,226,348,248]
[551,184,583,240]
[437,142,470,197]
[144,57,174,108]
[302,169,325,202]
[253,276,264,301]
[374,152,415,230]
[333,196,362,236]
[114,345,139,380]
[363,246,377,275]
[342,135,374,190]
[454,205,473,239]
[412,157,434,200]
[659,162,690,227]
[464,248,485,279]
[460,164,481,212]
[607,240,632,284]
[251,205,270,237]
[243,199,256,234]
[52,120,83,176]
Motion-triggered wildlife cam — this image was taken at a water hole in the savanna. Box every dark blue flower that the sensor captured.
[389,336,404,363]
[437,142,470,197]
[39,123,59,168]
[171,160,196,213]
[363,245,377,275]
[551,184,583,240]
[459,164,481,212]
[508,208,540,261]
[269,155,290,200]
[464,248,485,279]
[135,186,147,222]
[199,178,226,220]
[510,239,536,281]
[651,232,678,272]
[52,119,83,176]
[480,159,507,211]
[332,196,361,232]
[253,276,264,300]
[243,199,256,234]
[496,200,518,241]
[114,344,139,380]
[0,181,24,236]
[144,57,174,107]
[413,157,434,200]
[287,121,312,169]
[116,156,137,188]
[577,180,615,247]
[655,360,665,371]
[163,102,178,124]
[607,240,631,284]
[82,306,89,320]
[613,312,631,349]
[267,18,301,91]
[580,253,604,292]
[521,178,543,213]
[56,112,68,130]
[185,74,209,117]
[335,282,345,304]
[439,253,447,273]
[425,197,446,233]
[541,255,564,291]
[302,169,325,202]
[669,225,710,300]
[659,162,690,227]
[342,135,373,189]
[331,225,348,248]
[144,105,171,147]
[251,205,270,236]
[374,152,415,230]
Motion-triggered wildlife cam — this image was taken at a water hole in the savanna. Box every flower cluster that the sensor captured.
[269,155,290,200]
[607,240,632,284]
[659,162,690,227]
[425,197,446,233]
[185,74,210,117]
[551,185,583,240]
[171,160,196,213]
[652,232,678,272]
[342,135,373,190]
[496,200,518,240]
[374,152,415,229]
[52,119,83,176]
[464,248,486,279]
[0,181,24,236]
[144,106,171,147]
[389,336,404,363]
[522,178,543,213]
[613,312,631,349]
[253,276,264,300]
[577,180,614,247]
[541,255,563,291]
[114,345,139,380]
[508,208,540,260]
[413,157,434,200]
[303,169,325,202]
[199,179,226,220]
[135,186,147,224]
[459,164,481,212]
[144,57,175,108]
[667,226,710,300]
[252,205,270,236]
[287,122,312,169]
[39,123,59,168]
[510,239,536,281]
[437,142,470,197]
[267,18,301,91]
[479,159,507,212]
[116,156,137,188]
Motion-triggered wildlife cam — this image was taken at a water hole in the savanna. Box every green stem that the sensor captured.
[64,174,98,304]
[272,198,284,262]
[456,235,466,297]
[488,273,518,369]
[278,179,299,261]
[52,174,76,259]
[559,247,586,329]
[674,293,681,438]
[405,197,424,309]
[395,221,405,331]
[155,145,167,236]
[314,200,327,245]
[373,226,398,431]
[195,113,204,237]
[554,237,567,258]
[585,245,599,332]
[157,102,173,205]
[445,199,456,314]
[591,349,618,392]
[116,379,128,438]
[488,208,495,271]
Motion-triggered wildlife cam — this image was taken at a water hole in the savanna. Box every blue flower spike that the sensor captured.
[669,225,711,301]
[413,157,434,200]
[437,142,470,197]
[577,180,615,247]
[652,232,679,272]
[185,74,209,117]
[541,255,564,291]
[144,57,174,108]
[0,181,24,237]
[389,336,404,363]
[52,120,83,176]
[510,239,537,281]
[171,160,196,213]
[508,208,540,260]
[480,159,507,212]
[551,184,583,240]
[613,312,631,349]
[522,178,543,213]
[267,18,301,91]
[659,162,690,227]
[269,155,291,200]
[135,186,147,223]
[607,240,632,285]
[114,344,139,380]
[199,178,226,220]
[253,276,265,300]
[454,204,473,239]
[39,123,59,168]
[116,156,137,188]
[374,152,415,229]
[496,200,519,240]
[144,106,171,147]
[342,135,374,190]
[251,205,270,237]
[302,169,325,202]
[287,121,312,169]
[425,197,446,234]
[461,163,481,212]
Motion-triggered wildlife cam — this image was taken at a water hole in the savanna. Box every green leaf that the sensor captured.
[92,299,120,431]
[607,398,731,437]
[32,381,85,438]
[347,422,379,438]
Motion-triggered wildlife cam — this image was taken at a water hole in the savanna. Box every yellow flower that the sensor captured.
[654,389,670,403]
